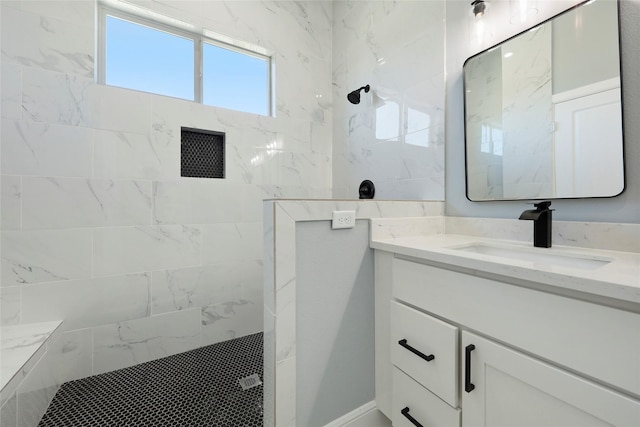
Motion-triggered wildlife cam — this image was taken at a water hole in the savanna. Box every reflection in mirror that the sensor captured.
[375,101,400,141]
[374,98,435,147]
[406,108,431,147]
[464,0,624,201]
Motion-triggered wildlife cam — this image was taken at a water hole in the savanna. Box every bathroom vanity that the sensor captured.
[371,229,640,426]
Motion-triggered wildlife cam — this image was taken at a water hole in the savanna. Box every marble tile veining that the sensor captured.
[201,299,262,346]
[1,229,93,286]
[21,274,151,331]
[1,6,94,77]
[92,308,201,375]
[1,321,62,395]
[1,175,22,230]
[93,225,202,277]
[21,177,152,229]
[93,129,163,181]
[22,68,92,127]
[151,264,244,315]
[1,62,22,120]
[1,119,93,178]
[0,286,21,326]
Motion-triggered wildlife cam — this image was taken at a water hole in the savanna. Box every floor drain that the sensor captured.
[238,374,262,390]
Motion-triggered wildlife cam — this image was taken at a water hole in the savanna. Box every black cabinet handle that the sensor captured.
[401,407,424,427]
[465,344,476,393]
[398,339,435,362]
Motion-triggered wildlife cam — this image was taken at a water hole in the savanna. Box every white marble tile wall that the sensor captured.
[1,5,94,78]
[1,62,22,120]
[92,308,201,375]
[332,0,446,200]
[20,274,151,330]
[0,0,333,395]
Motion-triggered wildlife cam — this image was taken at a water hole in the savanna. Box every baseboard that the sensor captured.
[322,401,378,427]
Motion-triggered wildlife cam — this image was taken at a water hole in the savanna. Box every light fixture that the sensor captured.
[469,0,491,47]
[471,0,486,17]
[347,85,370,105]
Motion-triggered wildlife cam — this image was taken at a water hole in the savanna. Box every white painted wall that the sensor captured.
[552,0,620,94]
[296,220,374,427]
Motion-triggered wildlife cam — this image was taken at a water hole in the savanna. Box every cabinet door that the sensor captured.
[461,331,640,427]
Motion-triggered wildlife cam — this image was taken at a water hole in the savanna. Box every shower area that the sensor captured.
[1,0,450,424]
[0,0,334,425]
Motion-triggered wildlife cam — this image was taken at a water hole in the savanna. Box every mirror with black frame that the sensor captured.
[463,0,624,201]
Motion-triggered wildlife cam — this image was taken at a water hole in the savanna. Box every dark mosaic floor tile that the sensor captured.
[39,332,263,427]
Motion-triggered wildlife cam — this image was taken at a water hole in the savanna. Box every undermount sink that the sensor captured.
[451,243,614,270]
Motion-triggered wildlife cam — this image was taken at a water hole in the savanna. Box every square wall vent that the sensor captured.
[181,127,225,179]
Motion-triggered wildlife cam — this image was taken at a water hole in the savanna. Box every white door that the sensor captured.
[553,87,624,198]
[461,331,640,427]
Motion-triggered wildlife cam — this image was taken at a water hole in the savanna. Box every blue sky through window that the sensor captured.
[106,15,194,100]
[105,14,270,116]
[203,43,269,116]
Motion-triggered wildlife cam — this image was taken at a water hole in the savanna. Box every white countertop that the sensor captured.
[371,234,640,305]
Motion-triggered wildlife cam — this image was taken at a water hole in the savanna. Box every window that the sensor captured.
[99,4,272,116]
[202,43,269,116]
[105,16,194,100]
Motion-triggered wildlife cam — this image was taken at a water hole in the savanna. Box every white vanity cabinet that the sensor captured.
[462,331,640,427]
[377,253,640,427]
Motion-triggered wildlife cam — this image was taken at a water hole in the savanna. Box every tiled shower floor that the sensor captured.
[38,332,263,427]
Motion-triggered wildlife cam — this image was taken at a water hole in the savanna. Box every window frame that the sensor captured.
[97,2,274,116]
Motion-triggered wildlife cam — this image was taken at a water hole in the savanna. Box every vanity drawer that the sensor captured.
[393,367,461,427]
[392,257,640,397]
[391,300,459,407]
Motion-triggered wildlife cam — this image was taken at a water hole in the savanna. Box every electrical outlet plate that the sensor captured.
[332,210,356,229]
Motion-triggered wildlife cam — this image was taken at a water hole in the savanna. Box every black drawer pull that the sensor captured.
[465,344,476,393]
[401,406,424,427]
[398,339,435,362]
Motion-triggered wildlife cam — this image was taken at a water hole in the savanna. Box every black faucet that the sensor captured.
[519,201,553,248]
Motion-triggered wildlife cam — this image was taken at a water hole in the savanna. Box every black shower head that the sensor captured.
[347,85,370,104]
